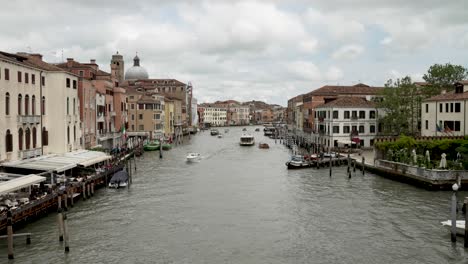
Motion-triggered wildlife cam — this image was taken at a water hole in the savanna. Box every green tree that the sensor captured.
[422,63,468,97]
[377,76,421,136]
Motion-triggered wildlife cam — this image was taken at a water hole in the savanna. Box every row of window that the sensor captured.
[316,110,376,120]
[65,78,77,89]
[432,102,462,113]
[1,68,45,85]
[4,127,48,152]
[5,93,45,115]
[319,124,376,134]
[424,120,461,132]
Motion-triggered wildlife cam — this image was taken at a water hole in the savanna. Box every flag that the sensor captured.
[121,125,127,141]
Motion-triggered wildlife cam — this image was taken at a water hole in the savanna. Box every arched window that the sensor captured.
[73,98,76,115]
[5,93,10,115]
[18,128,23,150]
[73,126,76,141]
[18,94,22,115]
[25,95,29,115]
[5,130,12,152]
[32,127,37,148]
[67,126,70,144]
[32,95,36,115]
[67,97,69,115]
[25,128,31,149]
[42,127,48,146]
[41,96,45,115]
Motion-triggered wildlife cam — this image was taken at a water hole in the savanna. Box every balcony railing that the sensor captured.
[17,115,41,124]
[18,148,42,159]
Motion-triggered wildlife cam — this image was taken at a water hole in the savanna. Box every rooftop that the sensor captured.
[424,90,468,102]
[308,83,384,96]
[316,97,376,108]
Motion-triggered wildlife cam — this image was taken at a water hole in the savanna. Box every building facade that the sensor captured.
[203,107,227,126]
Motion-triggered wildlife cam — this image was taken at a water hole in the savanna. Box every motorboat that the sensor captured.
[255,128,260,132]
[108,170,129,188]
[218,134,223,138]
[161,142,172,150]
[323,152,338,158]
[240,134,255,146]
[210,129,219,136]
[259,143,269,149]
[144,140,160,151]
[441,220,466,236]
[186,153,201,162]
[224,129,229,133]
[285,155,313,169]
[242,128,247,131]
[264,127,276,136]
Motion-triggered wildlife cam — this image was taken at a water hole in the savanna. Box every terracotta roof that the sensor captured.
[316,97,376,108]
[16,53,66,72]
[55,60,93,69]
[96,69,110,76]
[424,90,468,102]
[137,95,161,104]
[308,83,384,96]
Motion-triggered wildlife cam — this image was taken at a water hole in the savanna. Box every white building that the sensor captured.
[191,97,199,127]
[203,107,227,126]
[314,97,378,148]
[421,81,468,136]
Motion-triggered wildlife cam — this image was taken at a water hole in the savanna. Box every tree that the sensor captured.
[422,63,468,97]
[377,76,421,136]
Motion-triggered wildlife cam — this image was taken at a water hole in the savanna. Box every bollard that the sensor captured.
[353,160,356,172]
[63,193,68,211]
[465,197,468,248]
[70,189,74,207]
[134,157,137,171]
[7,210,14,259]
[329,155,332,177]
[63,212,70,253]
[451,184,459,242]
[91,182,95,196]
[57,208,64,242]
[347,154,350,173]
[362,157,365,175]
[87,184,91,198]
[159,146,163,159]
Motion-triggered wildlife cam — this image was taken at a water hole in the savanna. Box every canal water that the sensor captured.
[3,126,468,263]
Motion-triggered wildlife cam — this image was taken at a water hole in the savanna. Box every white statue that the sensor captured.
[412,149,417,164]
[439,153,447,169]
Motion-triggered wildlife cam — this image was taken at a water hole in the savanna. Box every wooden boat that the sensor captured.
[144,140,160,151]
[210,129,219,136]
[161,143,172,150]
[186,153,201,162]
[259,143,269,149]
[242,128,247,131]
[255,128,260,132]
[285,155,313,169]
[441,220,466,236]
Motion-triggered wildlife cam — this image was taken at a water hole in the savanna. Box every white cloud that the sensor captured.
[303,9,365,40]
[380,37,392,45]
[332,45,364,60]
[325,66,344,81]
[286,61,322,81]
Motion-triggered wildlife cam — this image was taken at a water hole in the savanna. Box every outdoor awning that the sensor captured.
[337,140,356,145]
[0,174,46,196]
[77,155,112,167]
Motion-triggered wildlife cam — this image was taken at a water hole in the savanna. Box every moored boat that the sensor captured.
[108,170,129,188]
[186,153,201,162]
[441,220,466,236]
[218,134,223,138]
[210,129,219,136]
[285,155,313,169]
[144,141,160,151]
[240,134,255,146]
[259,143,269,149]
[161,143,172,150]
[255,128,260,132]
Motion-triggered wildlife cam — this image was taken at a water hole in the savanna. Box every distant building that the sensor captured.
[203,106,227,126]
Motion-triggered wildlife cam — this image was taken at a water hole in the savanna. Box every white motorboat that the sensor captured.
[285,155,313,169]
[108,170,129,188]
[218,134,223,138]
[187,153,201,162]
[441,220,466,236]
[239,134,255,146]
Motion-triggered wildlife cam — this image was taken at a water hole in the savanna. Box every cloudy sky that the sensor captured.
[1,0,467,105]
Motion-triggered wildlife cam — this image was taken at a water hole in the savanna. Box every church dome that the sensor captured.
[125,55,149,80]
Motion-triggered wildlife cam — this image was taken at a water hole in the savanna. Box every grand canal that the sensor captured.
[4,126,468,263]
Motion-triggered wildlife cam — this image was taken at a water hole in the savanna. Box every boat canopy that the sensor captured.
[0,174,46,196]
[109,170,129,184]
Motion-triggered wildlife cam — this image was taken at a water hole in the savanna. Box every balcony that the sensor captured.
[17,115,41,124]
[18,148,42,159]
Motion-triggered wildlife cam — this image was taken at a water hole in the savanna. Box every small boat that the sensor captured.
[285,155,313,169]
[240,134,255,146]
[210,129,219,136]
[161,143,172,150]
[218,134,223,138]
[108,170,129,188]
[441,220,466,236]
[255,128,260,132]
[144,143,160,151]
[259,143,269,149]
[242,128,247,131]
[224,129,229,133]
[186,153,201,162]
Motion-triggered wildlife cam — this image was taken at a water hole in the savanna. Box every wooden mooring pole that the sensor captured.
[362,157,365,176]
[63,212,70,253]
[464,197,468,248]
[7,210,13,259]
[329,155,332,177]
[451,184,459,242]
[57,207,64,242]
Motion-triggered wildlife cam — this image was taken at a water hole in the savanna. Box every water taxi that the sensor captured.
[239,134,255,146]
[186,153,201,162]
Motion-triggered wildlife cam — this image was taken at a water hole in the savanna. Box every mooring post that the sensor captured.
[464,197,468,248]
[26,234,31,245]
[82,183,86,200]
[452,183,459,242]
[63,193,68,211]
[57,207,64,242]
[91,182,94,196]
[362,157,365,175]
[329,155,332,177]
[134,156,137,171]
[353,159,356,172]
[63,212,70,253]
[347,154,350,173]
[70,188,74,207]
[7,210,14,259]
[159,144,163,159]
[87,184,91,198]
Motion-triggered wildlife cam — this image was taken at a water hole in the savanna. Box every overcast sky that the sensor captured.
[1,0,467,105]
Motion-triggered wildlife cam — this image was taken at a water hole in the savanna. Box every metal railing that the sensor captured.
[18,148,42,159]
[17,115,41,124]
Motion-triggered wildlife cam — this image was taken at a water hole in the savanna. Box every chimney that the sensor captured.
[66,58,74,67]
[29,53,43,61]
[90,59,96,64]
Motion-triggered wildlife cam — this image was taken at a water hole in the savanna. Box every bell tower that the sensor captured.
[110,51,124,85]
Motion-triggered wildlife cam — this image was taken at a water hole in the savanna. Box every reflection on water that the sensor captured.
[4,126,468,263]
